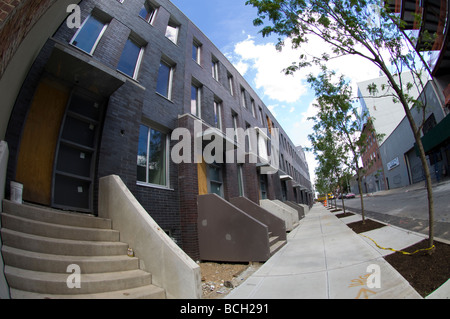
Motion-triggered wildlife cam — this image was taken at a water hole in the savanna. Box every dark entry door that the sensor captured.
[52,89,105,213]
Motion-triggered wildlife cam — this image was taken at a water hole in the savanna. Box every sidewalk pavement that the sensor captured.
[226,203,449,299]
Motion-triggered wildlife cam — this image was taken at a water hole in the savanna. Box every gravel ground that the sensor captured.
[199,262,262,299]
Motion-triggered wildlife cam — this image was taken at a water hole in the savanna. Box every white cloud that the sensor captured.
[231,35,381,104]
[232,37,309,103]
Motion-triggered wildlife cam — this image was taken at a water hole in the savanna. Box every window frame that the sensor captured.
[156,60,174,100]
[192,40,201,64]
[139,1,157,24]
[136,124,170,189]
[190,82,202,118]
[211,56,219,81]
[117,37,145,80]
[213,100,223,131]
[70,14,108,55]
[165,20,179,44]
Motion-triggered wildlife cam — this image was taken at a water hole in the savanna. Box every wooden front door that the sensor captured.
[16,78,70,205]
[16,78,104,213]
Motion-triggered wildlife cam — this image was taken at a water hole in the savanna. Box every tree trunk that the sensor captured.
[357,170,365,224]
[378,63,434,249]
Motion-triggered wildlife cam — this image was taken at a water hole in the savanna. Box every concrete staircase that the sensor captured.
[0,200,166,299]
[268,232,286,257]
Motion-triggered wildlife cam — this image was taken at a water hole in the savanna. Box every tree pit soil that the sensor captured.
[385,240,450,297]
[346,219,387,233]
[345,217,450,298]
[199,262,262,299]
[335,212,355,218]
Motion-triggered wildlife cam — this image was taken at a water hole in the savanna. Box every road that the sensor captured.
[336,180,450,242]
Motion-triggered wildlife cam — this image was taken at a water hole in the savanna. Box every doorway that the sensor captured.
[16,78,105,213]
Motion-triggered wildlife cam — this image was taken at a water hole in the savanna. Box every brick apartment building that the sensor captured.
[1,0,313,261]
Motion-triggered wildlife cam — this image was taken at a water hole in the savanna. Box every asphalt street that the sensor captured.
[336,180,450,242]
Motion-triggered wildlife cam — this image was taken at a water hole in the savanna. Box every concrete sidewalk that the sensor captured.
[226,204,423,299]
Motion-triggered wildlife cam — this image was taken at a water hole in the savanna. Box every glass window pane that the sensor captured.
[72,16,105,54]
[165,24,178,43]
[139,4,155,22]
[117,39,141,78]
[156,62,171,97]
[210,182,222,196]
[191,85,198,116]
[137,125,149,182]
[148,129,167,186]
[192,43,198,62]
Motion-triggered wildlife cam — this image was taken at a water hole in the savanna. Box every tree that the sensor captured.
[246,0,435,250]
[307,67,382,223]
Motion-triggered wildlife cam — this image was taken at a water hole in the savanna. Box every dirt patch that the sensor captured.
[384,240,450,298]
[335,212,354,218]
[199,262,261,299]
[346,219,386,233]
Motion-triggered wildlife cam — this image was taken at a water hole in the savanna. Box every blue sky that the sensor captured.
[170,0,381,185]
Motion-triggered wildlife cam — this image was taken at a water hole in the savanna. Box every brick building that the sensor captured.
[2,0,313,261]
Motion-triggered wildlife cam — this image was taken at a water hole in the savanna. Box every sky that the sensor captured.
[170,0,382,189]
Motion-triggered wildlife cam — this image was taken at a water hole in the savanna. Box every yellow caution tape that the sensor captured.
[360,234,435,255]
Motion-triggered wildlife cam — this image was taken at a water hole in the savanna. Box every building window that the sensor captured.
[139,1,157,24]
[228,73,234,96]
[192,40,201,64]
[117,38,144,79]
[240,88,247,109]
[259,107,264,126]
[213,100,222,130]
[208,163,223,197]
[165,20,179,44]
[251,99,256,118]
[156,60,174,99]
[70,14,108,55]
[237,164,245,197]
[137,125,169,187]
[212,57,219,81]
[232,113,239,143]
[191,83,201,118]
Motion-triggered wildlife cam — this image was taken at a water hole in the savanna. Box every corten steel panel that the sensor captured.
[229,196,286,241]
[197,194,271,262]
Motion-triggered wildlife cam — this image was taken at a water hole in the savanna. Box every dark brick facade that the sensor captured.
[4,0,313,260]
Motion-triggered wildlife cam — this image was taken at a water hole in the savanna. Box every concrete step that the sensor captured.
[269,240,286,256]
[1,228,129,256]
[2,246,139,274]
[2,200,112,229]
[9,284,166,299]
[1,213,120,242]
[269,235,279,246]
[5,266,152,295]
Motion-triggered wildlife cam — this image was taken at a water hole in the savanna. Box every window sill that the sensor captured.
[155,92,174,103]
[117,70,146,90]
[137,181,174,191]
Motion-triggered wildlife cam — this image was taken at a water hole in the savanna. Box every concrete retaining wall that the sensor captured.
[0,141,11,299]
[260,199,298,231]
[98,175,201,299]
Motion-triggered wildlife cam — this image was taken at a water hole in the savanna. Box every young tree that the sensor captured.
[307,68,381,223]
[246,0,435,249]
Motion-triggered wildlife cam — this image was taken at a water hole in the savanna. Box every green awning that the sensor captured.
[415,114,450,155]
